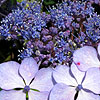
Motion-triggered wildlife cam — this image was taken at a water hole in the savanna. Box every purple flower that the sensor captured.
[45,41,54,50]
[89,0,100,4]
[50,63,100,100]
[73,43,100,71]
[49,27,58,35]
[42,35,52,42]
[41,29,49,35]
[0,57,53,100]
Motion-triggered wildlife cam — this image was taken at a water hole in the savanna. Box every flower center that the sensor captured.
[76,84,83,91]
[23,85,30,93]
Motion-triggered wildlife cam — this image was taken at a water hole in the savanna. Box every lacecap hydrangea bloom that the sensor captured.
[73,43,100,71]
[1,0,100,67]
[50,63,100,100]
[0,57,53,100]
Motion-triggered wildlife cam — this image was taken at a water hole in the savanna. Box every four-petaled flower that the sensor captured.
[49,63,100,100]
[0,57,53,100]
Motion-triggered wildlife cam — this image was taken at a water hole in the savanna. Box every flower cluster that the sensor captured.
[0,0,100,67]
[88,0,100,5]
[0,1,48,40]
[0,44,100,100]
[72,0,100,5]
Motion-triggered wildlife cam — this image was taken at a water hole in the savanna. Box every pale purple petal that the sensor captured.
[71,63,85,84]
[82,67,100,94]
[0,61,25,90]
[29,90,49,100]
[97,43,100,56]
[19,57,39,85]
[53,65,77,86]
[0,90,26,100]
[30,68,53,92]
[73,46,100,71]
[77,90,100,100]
[49,83,76,100]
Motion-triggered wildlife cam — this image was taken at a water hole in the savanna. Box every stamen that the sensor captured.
[76,84,83,91]
[23,85,30,93]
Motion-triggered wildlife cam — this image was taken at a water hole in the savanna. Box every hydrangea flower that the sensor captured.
[1,0,100,67]
[49,63,100,100]
[73,43,100,71]
[0,57,53,100]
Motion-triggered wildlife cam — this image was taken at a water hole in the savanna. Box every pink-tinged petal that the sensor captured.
[29,90,49,100]
[19,57,39,85]
[30,68,53,92]
[82,67,100,94]
[53,65,77,86]
[71,63,85,85]
[49,83,76,100]
[77,90,100,100]
[73,46,100,71]
[0,90,26,100]
[0,61,25,90]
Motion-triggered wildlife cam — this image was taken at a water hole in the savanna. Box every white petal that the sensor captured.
[97,43,100,56]
[0,61,24,90]
[77,90,100,100]
[53,65,77,86]
[73,46,100,71]
[19,57,39,85]
[82,67,100,94]
[29,90,49,100]
[0,90,26,100]
[30,68,53,92]
[49,83,76,100]
[71,63,85,84]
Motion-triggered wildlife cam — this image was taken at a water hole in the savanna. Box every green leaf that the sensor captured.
[17,0,23,3]
[0,88,2,91]
[44,0,55,5]
[4,55,11,62]
[9,0,17,7]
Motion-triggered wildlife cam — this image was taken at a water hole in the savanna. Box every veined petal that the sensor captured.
[0,90,26,100]
[49,83,76,100]
[82,67,100,94]
[30,68,53,92]
[73,46,100,71]
[0,61,24,90]
[71,63,85,85]
[29,90,49,100]
[53,65,77,86]
[19,57,39,85]
[77,90,100,100]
